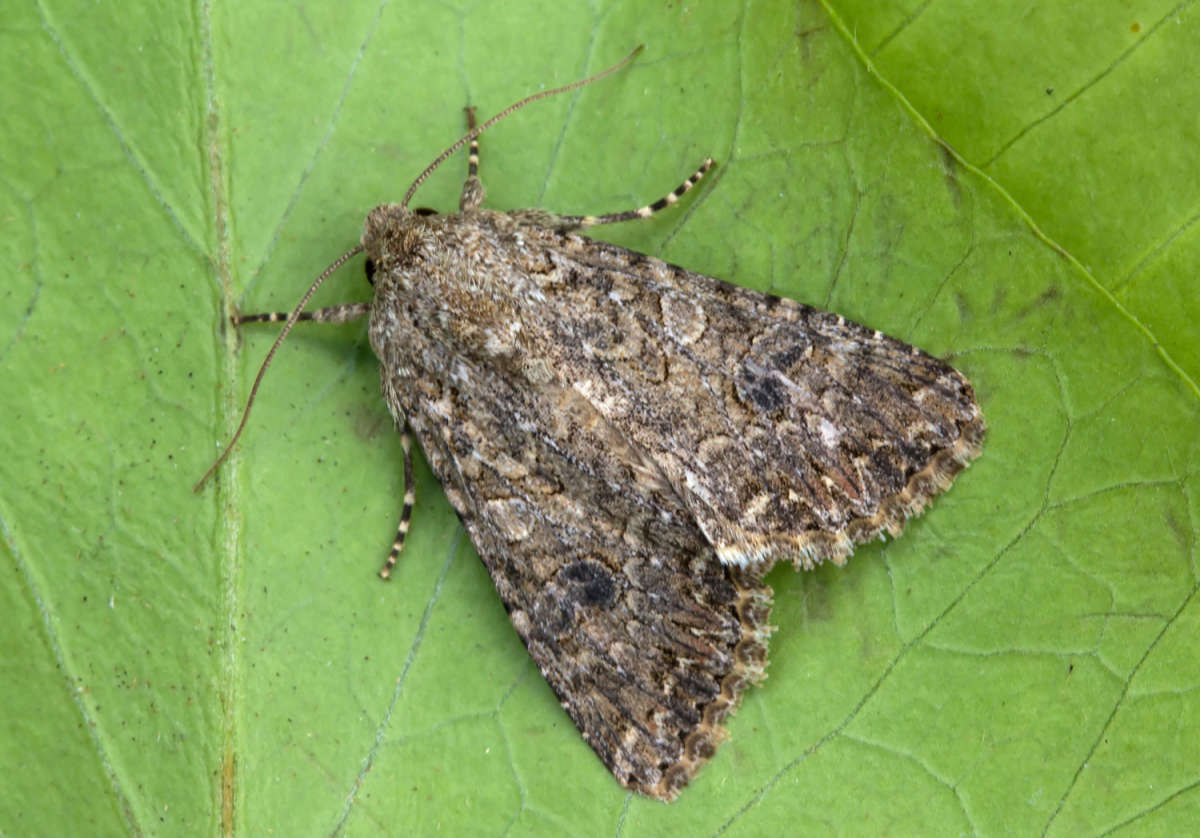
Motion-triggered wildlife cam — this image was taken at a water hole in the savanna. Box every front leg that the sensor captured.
[234,302,370,326]
[544,159,713,232]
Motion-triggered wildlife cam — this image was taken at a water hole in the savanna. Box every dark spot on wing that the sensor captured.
[561,560,617,608]
[736,364,787,413]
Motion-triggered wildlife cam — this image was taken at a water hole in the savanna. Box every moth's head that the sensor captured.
[361,203,432,285]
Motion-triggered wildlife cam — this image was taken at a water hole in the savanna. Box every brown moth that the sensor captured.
[198,47,984,801]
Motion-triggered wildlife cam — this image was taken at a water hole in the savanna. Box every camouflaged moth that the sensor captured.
[198,47,984,800]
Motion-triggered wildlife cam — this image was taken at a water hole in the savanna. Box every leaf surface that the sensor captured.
[2,1,1196,835]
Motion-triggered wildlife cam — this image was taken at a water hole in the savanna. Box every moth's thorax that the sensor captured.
[365,205,542,372]
[363,204,524,289]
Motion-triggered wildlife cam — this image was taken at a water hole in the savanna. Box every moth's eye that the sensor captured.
[413,207,439,217]
[364,258,376,285]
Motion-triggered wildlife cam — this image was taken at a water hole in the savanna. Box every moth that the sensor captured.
[198,48,984,801]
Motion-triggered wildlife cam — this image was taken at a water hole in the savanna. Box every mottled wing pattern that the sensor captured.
[377,341,772,800]
[362,201,981,798]
[510,219,985,568]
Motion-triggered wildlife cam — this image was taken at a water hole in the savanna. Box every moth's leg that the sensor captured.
[550,158,714,232]
[459,106,486,212]
[379,428,416,580]
[234,302,371,326]
[236,299,413,579]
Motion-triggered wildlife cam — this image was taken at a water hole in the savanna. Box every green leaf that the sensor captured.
[3,1,1197,835]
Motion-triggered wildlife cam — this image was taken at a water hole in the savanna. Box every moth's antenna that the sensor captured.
[401,45,644,208]
[193,244,365,493]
